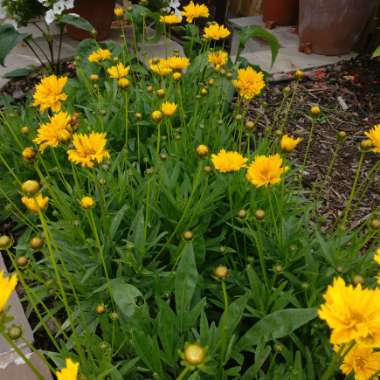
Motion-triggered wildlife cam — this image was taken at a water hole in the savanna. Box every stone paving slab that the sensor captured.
[229,15,356,73]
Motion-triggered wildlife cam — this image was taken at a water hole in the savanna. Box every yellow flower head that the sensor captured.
[196,144,209,157]
[280,135,303,152]
[233,67,265,100]
[67,132,110,168]
[118,78,130,88]
[32,75,68,113]
[340,344,380,380]
[107,63,130,79]
[375,247,380,265]
[246,154,287,187]
[0,271,17,313]
[161,102,177,116]
[211,149,247,173]
[88,48,112,63]
[22,147,36,160]
[151,110,163,122]
[160,14,182,24]
[21,193,49,213]
[114,6,124,17]
[166,56,190,72]
[318,277,380,346]
[208,51,228,69]
[181,1,209,23]
[203,23,230,40]
[33,112,72,152]
[364,125,380,154]
[148,58,172,76]
[80,196,95,209]
[56,358,79,380]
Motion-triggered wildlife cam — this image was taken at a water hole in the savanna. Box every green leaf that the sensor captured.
[111,279,142,318]
[373,46,380,58]
[3,66,36,78]
[0,24,29,66]
[110,204,129,239]
[237,25,279,66]
[175,242,198,329]
[237,308,317,351]
[59,14,94,33]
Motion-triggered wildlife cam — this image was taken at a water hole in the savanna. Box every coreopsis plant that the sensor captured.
[0,2,379,379]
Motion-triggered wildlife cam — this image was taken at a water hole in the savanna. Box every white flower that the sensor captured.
[53,2,65,15]
[44,9,55,24]
[164,0,181,17]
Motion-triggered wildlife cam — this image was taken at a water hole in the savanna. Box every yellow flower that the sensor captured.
[0,271,17,313]
[375,248,380,265]
[364,125,380,154]
[56,358,79,380]
[280,135,303,152]
[88,48,112,63]
[246,154,287,187]
[118,78,130,88]
[32,75,68,113]
[160,14,182,24]
[318,277,380,346]
[211,149,247,173]
[166,56,190,71]
[233,67,265,100]
[107,63,130,79]
[114,6,124,17]
[340,345,380,380]
[80,196,95,209]
[21,193,49,213]
[183,343,207,366]
[310,105,321,116]
[148,58,172,76]
[33,112,72,152]
[203,23,230,40]
[208,51,228,70]
[294,69,304,80]
[22,147,36,160]
[67,132,110,168]
[181,1,209,23]
[161,102,177,116]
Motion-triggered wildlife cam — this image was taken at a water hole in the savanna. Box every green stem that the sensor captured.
[176,367,191,380]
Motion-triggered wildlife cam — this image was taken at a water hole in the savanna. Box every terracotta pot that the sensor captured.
[299,0,378,56]
[66,0,116,41]
[262,0,299,26]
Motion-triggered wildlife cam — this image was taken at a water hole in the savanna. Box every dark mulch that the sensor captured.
[254,55,380,228]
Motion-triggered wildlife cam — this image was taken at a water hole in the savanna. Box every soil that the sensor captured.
[252,54,380,229]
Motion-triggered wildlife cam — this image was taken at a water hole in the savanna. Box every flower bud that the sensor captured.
[21,127,29,135]
[214,265,229,280]
[371,218,380,230]
[21,180,40,195]
[156,89,165,97]
[245,120,255,130]
[255,209,265,220]
[273,264,284,274]
[151,110,163,123]
[159,153,168,161]
[337,131,347,140]
[109,312,119,321]
[30,236,44,250]
[196,145,209,157]
[8,326,22,340]
[200,88,208,96]
[118,78,130,88]
[235,114,243,121]
[226,72,233,80]
[237,209,247,219]
[361,139,373,150]
[183,231,193,241]
[90,74,99,81]
[0,235,13,250]
[294,69,304,80]
[183,343,206,366]
[282,86,291,95]
[147,85,154,93]
[203,165,213,174]
[173,72,182,81]
[135,112,142,120]
[352,275,364,286]
[80,196,95,209]
[96,304,106,315]
[16,256,29,267]
[208,79,215,86]
[310,105,320,116]
[22,147,36,161]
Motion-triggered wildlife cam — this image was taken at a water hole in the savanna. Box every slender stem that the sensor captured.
[124,91,129,158]
[176,367,190,380]
[342,152,365,226]
[56,24,65,74]
[302,117,316,168]
[24,40,48,70]
[221,281,228,312]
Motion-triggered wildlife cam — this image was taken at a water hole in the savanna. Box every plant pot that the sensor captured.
[66,0,116,41]
[262,0,299,26]
[299,0,378,56]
